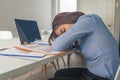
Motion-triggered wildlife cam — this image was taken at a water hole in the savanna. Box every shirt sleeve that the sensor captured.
[52,15,95,51]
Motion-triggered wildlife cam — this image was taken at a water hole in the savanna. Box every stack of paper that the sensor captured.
[0,48,46,58]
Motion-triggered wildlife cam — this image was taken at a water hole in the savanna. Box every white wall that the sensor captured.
[0,0,52,37]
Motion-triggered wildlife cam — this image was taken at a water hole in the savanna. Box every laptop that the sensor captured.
[15,19,41,44]
[14,19,51,53]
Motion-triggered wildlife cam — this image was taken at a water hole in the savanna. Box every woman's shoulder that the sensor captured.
[82,14,100,17]
[78,14,102,23]
[76,14,98,22]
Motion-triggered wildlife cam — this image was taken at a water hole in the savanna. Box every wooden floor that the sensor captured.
[11,53,85,80]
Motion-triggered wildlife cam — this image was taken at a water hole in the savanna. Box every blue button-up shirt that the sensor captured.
[52,14,120,80]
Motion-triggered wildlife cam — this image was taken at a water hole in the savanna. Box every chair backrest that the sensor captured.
[0,31,13,39]
[115,65,120,80]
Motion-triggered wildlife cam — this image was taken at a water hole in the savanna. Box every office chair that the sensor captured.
[114,65,120,80]
[67,48,85,67]
[0,31,13,39]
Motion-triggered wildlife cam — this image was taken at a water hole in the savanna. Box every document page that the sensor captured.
[0,48,46,58]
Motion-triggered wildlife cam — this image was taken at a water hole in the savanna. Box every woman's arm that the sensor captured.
[52,15,95,51]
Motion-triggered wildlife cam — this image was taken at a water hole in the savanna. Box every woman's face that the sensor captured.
[55,24,73,36]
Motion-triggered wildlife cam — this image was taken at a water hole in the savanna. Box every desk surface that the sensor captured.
[0,54,55,80]
[0,35,49,49]
[0,37,66,80]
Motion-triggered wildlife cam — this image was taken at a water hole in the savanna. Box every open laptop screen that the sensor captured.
[15,19,41,44]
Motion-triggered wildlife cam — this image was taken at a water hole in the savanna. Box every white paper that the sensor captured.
[0,48,46,58]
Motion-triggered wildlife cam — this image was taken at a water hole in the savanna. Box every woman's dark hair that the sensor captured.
[48,11,85,45]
